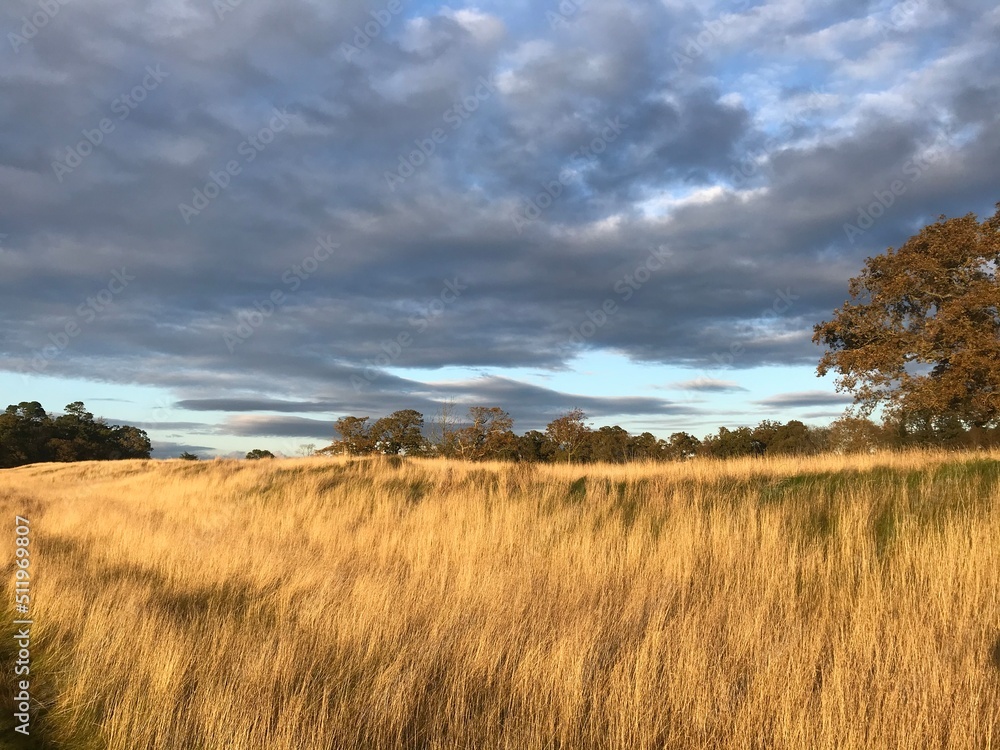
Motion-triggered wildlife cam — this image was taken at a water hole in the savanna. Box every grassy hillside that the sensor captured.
[1,452,998,749]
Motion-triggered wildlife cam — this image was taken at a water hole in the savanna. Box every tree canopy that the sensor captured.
[0,401,152,468]
[369,409,426,456]
[815,203,1000,432]
[316,406,923,462]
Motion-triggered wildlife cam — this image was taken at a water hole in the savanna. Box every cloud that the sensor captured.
[799,410,851,420]
[122,421,209,431]
[175,399,334,413]
[429,375,699,419]
[667,377,747,393]
[149,440,217,459]
[165,374,703,435]
[754,391,855,409]
[219,415,334,440]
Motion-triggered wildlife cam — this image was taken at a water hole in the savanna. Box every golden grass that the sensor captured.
[1,451,998,749]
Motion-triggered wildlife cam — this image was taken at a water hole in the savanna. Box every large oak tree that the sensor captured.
[814,203,1000,429]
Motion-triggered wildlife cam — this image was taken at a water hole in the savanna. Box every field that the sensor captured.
[1,451,998,749]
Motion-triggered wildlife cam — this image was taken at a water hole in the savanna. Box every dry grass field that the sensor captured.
[1,451,998,749]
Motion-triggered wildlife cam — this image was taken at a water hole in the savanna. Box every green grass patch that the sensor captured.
[872,503,897,560]
[567,477,587,503]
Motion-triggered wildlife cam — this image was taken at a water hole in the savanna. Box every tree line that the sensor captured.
[3,397,998,470]
[0,401,152,468]
[316,405,1000,463]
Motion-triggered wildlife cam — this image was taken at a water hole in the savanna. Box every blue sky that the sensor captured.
[1,0,998,456]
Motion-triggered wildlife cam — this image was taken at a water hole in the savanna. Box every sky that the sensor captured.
[1,0,998,457]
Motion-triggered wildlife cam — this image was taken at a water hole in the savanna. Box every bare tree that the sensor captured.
[429,399,460,456]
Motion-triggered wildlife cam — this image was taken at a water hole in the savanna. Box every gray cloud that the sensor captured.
[120,421,209,431]
[219,415,335,440]
[668,378,748,393]
[176,399,335,413]
[754,391,855,409]
[149,440,217,459]
[167,375,702,435]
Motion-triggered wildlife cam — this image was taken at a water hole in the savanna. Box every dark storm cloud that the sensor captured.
[1,0,998,436]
